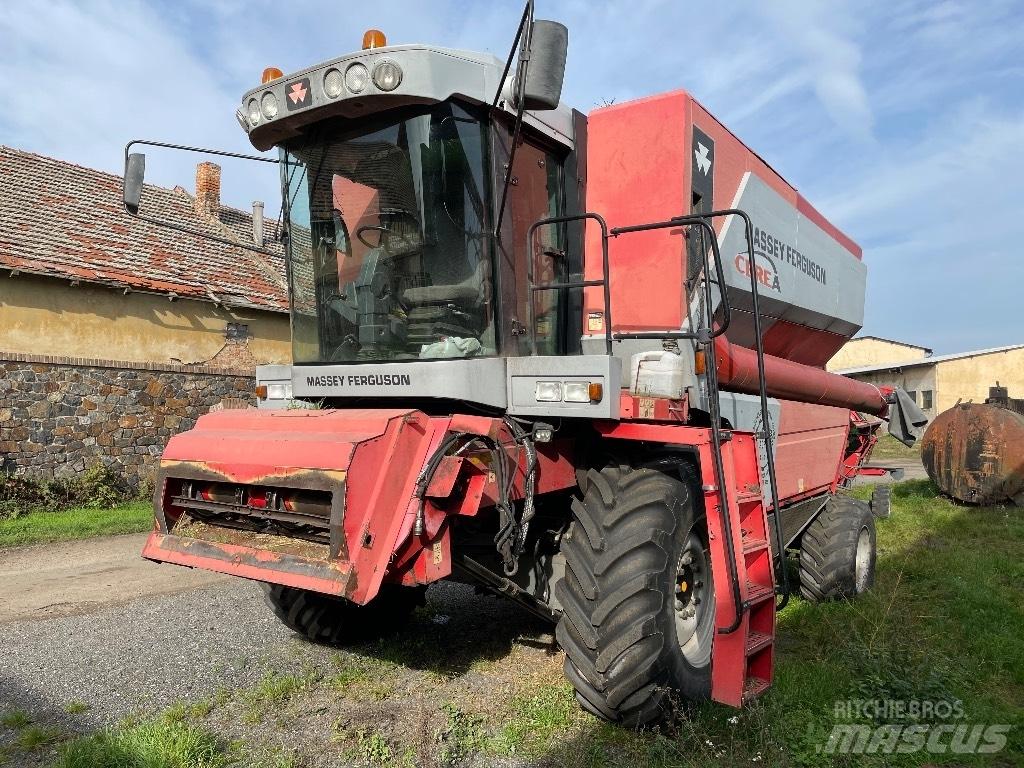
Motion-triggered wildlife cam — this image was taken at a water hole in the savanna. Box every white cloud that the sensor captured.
[0,0,1020,351]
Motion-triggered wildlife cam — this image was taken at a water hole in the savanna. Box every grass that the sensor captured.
[527,480,1024,767]
[53,717,227,768]
[868,433,922,460]
[0,500,152,548]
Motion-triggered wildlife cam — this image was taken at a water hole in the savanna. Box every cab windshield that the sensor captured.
[282,101,493,363]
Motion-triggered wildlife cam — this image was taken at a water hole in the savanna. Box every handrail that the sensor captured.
[525,212,611,355]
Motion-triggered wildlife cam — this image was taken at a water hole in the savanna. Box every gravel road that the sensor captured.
[0,534,542,767]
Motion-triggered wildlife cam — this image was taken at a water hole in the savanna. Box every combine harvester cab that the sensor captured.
[125,4,926,727]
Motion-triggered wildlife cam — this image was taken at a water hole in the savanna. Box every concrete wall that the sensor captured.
[0,353,254,486]
[934,348,1024,413]
[1,274,291,370]
[827,337,930,371]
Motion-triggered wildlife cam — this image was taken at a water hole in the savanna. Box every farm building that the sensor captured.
[0,146,289,483]
[829,340,1024,419]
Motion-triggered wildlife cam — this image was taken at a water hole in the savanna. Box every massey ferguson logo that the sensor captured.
[285,78,311,110]
[734,225,829,292]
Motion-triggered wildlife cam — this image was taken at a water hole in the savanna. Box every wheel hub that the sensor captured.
[674,532,714,665]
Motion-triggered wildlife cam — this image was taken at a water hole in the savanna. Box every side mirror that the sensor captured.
[123,152,146,215]
[521,20,568,111]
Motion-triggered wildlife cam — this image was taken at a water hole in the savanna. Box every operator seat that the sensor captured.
[402,260,490,350]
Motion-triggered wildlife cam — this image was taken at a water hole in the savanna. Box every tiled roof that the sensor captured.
[0,145,288,312]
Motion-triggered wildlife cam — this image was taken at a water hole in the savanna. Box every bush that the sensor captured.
[0,463,130,518]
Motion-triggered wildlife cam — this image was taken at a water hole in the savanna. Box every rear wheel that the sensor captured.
[556,464,714,727]
[799,496,876,602]
[264,584,424,646]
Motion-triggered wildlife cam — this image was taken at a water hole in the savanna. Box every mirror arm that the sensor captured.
[491,0,534,109]
[121,139,283,255]
[127,211,284,258]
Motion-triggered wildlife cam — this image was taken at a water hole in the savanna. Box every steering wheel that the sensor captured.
[356,225,389,249]
[355,208,420,250]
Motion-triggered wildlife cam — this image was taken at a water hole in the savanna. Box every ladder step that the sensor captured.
[742,537,769,554]
[746,581,774,606]
[745,631,773,656]
[735,491,762,504]
[743,676,770,703]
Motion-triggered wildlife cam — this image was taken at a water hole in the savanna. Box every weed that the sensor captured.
[435,703,486,765]
[243,671,317,723]
[54,717,227,768]
[63,701,90,715]
[14,724,63,751]
[357,729,393,765]
[165,699,215,723]
[0,708,32,729]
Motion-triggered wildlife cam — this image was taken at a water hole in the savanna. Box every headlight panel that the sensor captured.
[260,91,278,119]
[344,62,369,93]
[372,60,403,91]
[535,381,562,402]
[323,68,344,98]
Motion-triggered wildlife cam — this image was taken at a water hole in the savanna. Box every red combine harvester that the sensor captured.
[122,5,925,725]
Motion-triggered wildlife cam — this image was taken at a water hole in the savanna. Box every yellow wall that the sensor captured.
[827,337,930,371]
[1,274,291,367]
[844,365,939,416]
[934,348,1024,413]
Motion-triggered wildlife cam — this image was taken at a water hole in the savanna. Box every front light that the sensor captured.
[323,68,344,98]
[345,63,368,93]
[372,60,402,91]
[535,381,562,402]
[563,382,593,403]
[267,383,292,400]
[247,98,260,126]
[260,90,278,119]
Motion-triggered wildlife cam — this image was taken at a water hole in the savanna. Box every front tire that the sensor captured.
[799,495,876,602]
[264,584,424,646]
[556,465,714,727]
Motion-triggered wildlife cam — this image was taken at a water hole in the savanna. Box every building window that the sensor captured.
[907,390,917,405]
[921,390,933,410]
[225,322,250,340]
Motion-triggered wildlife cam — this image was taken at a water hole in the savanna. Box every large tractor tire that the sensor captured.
[556,465,714,727]
[799,495,876,602]
[264,584,424,646]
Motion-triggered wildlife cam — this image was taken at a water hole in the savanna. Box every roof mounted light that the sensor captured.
[323,68,344,98]
[345,62,368,94]
[261,66,283,84]
[362,29,386,49]
[371,60,402,91]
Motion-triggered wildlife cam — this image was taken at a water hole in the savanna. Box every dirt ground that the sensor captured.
[0,533,227,625]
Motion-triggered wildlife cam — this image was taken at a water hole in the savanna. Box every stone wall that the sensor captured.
[0,352,254,487]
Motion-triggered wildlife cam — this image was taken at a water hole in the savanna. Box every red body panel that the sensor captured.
[144,409,578,603]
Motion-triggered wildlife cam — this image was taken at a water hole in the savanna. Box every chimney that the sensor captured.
[252,201,265,245]
[195,161,221,218]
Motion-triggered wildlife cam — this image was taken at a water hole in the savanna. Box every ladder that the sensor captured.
[703,432,777,705]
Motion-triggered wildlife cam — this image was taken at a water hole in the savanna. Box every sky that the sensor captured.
[2,0,1022,353]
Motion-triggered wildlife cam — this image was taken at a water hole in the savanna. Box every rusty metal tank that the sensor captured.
[921,385,1024,506]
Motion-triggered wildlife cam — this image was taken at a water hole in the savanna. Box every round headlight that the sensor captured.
[372,60,403,91]
[344,63,368,94]
[323,68,344,98]
[247,98,261,126]
[260,91,279,119]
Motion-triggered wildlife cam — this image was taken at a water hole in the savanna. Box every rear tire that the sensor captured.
[264,584,424,646]
[556,464,714,727]
[799,496,876,602]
